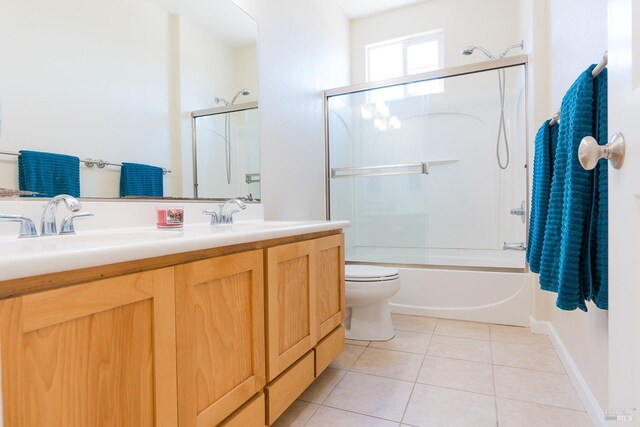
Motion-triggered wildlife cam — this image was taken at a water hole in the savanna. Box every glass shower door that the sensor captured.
[326,62,527,270]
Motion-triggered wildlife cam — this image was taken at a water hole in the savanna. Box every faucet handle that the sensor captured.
[202,209,220,225]
[0,214,38,238]
[60,212,94,235]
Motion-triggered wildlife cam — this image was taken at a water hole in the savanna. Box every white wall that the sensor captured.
[0,0,171,198]
[257,0,350,220]
[349,0,524,85]
[531,0,609,412]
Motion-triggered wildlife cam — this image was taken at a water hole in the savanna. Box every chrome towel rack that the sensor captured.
[0,151,171,175]
[330,162,428,179]
[84,158,171,175]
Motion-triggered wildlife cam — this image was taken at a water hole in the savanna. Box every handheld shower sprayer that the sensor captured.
[461,41,524,170]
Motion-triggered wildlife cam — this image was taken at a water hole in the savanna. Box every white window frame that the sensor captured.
[365,29,444,97]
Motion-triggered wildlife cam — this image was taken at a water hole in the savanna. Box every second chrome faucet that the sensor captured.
[203,199,247,224]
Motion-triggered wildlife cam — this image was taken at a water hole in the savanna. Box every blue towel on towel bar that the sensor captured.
[539,65,596,311]
[527,119,559,273]
[587,68,608,310]
[18,150,80,198]
[119,162,163,198]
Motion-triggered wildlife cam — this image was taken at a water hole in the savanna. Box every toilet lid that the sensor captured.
[345,265,400,282]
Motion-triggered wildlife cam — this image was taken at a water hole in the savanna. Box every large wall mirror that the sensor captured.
[0,0,259,200]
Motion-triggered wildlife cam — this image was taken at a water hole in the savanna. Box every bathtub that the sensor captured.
[388,267,531,326]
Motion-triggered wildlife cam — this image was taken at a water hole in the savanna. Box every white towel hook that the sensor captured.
[578,132,626,170]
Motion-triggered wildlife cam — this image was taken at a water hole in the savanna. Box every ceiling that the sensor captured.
[335,0,428,19]
[148,0,257,47]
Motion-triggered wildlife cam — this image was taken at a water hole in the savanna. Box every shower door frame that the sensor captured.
[191,101,259,199]
[323,55,530,273]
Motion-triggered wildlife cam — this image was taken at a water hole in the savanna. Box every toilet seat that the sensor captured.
[346,265,400,282]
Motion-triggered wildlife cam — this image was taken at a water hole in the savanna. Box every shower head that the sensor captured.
[231,88,251,105]
[461,45,495,60]
[498,40,524,58]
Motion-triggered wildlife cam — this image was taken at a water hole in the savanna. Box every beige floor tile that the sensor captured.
[494,365,584,411]
[306,406,399,427]
[426,334,492,363]
[351,347,424,382]
[346,339,371,347]
[369,330,431,354]
[299,368,346,404]
[403,384,497,427]
[417,356,494,395]
[434,319,491,341]
[391,314,437,334]
[496,397,593,427]
[490,324,553,347]
[492,341,565,373]
[272,400,319,427]
[324,372,414,422]
[329,344,366,370]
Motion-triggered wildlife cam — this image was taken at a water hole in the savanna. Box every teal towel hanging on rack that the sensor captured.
[119,162,164,198]
[539,65,595,311]
[587,68,608,310]
[537,64,608,311]
[18,150,80,198]
[527,119,559,273]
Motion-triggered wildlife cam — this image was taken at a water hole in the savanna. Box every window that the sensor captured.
[365,30,444,102]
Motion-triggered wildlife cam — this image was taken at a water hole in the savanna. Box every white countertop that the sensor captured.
[0,220,350,282]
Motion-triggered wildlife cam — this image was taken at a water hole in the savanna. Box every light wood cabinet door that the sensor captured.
[265,240,317,380]
[315,234,345,339]
[175,250,265,427]
[0,268,178,427]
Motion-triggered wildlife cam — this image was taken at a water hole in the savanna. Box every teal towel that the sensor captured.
[527,120,559,273]
[538,64,608,311]
[119,162,163,198]
[18,150,80,198]
[539,65,595,311]
[588,69,608,310]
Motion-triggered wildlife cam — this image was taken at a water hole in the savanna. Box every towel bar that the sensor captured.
[578,132,625,170]
[330,162,429,179]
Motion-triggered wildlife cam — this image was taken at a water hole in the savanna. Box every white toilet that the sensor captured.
[344,265,401,341]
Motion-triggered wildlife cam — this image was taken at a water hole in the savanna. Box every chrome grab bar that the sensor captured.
[330,162,428,179]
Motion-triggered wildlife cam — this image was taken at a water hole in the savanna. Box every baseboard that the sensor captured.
[528,316,605,427]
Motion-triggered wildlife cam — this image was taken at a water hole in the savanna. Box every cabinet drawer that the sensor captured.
[265,351,315,425]
[219,393,265,427]
[314,325,345,376]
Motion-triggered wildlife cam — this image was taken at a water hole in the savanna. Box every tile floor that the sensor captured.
[273,314,594,427]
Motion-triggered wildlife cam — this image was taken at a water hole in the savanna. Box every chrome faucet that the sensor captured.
[41,195,82,236]
[0,214,38,238]
[203,198,247,224]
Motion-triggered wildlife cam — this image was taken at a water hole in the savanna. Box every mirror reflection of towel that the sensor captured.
[18,150,80,198]
[119,162,163,198]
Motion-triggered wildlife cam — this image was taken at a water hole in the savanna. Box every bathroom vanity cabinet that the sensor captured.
[0,230,345,427]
